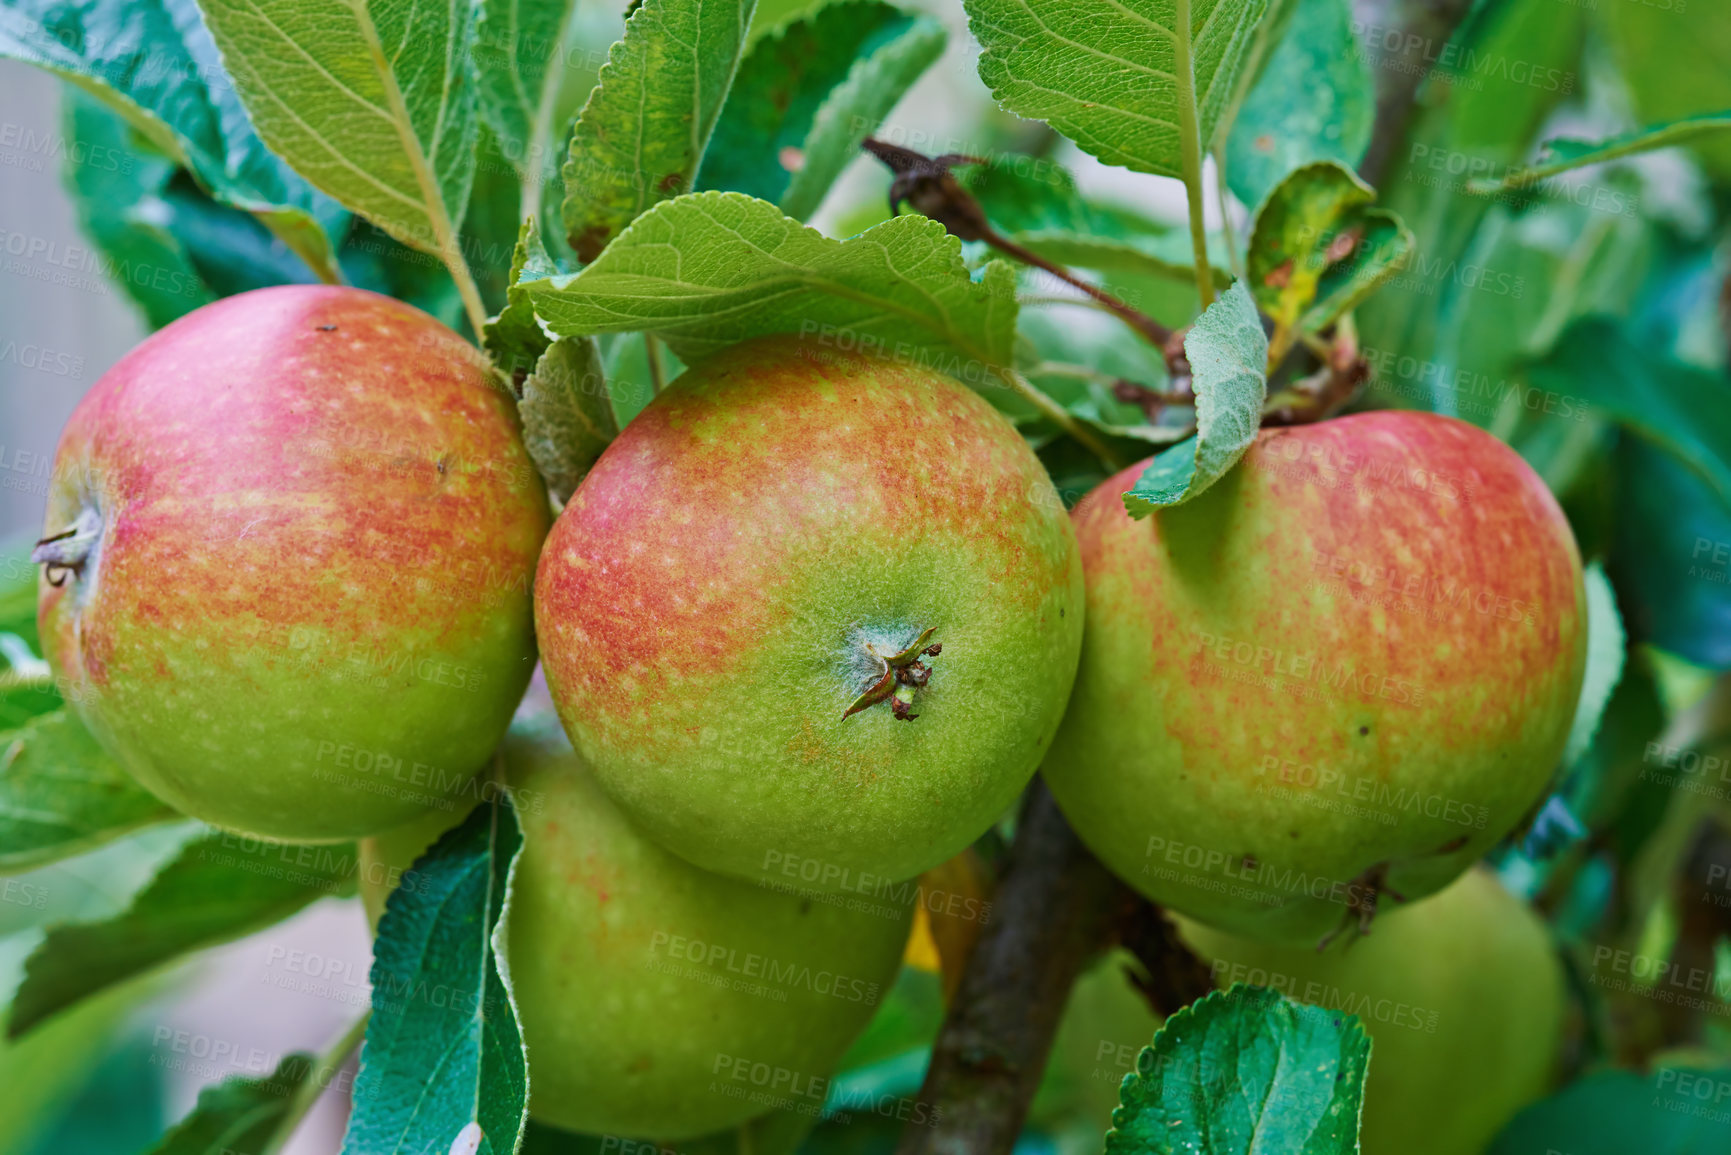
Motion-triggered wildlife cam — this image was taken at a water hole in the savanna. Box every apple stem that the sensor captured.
[31,507,102,587]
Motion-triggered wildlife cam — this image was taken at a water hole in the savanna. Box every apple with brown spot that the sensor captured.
[33,285,549,841]
[1042,411,1587,945]
[533,335,1084,891]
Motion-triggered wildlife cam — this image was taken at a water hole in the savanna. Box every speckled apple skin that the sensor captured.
[1044,412,1587,945]
[1182,869,1566,1155]
[360,722,913,1139]
[36,286,549,842]
[534,336,1085,892]
[1038,869,1566,1155]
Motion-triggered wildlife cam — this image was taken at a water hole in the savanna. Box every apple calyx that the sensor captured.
[842,627,942,722]
[32,507,103,587]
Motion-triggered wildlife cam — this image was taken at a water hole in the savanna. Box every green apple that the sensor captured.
[360,718,913,1139]
[1044,412,1587,944]
[1037,869,1565,1155]
[533,335,1084,891]
[1183,868,1567,1155]
[33,285,548,842]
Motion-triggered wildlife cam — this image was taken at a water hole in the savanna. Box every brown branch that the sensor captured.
[860,139,1176,352]
[898,783,1211,1154]
[1355,0,1479,188]
[897,783,1123,1155]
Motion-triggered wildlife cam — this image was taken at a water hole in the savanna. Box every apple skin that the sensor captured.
[1037,869,1565,1155]
[360,719,913,1139]
[36,285,549,842]
[1043,411,1587,945]
[534,335,1084,892]
[1182,868,1567,1155]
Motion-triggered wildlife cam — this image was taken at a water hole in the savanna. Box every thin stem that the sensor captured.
[1000,367,1123,470]
[644,334,666,394]
[1172,0,1216,311]
[1017,294,1132,319]
[991,232,1173,348]
[262,1011,370,1155]
[1214,146,1246,281]
[521,0,580,225]
[446,254,491,344]
[1027,360,1119,386]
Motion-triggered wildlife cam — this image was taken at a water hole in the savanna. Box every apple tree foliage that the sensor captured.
[0,0,1729,1152]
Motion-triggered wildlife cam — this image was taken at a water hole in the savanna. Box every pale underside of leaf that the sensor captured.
[530,191,1019,372]
[1123,280,1267,514]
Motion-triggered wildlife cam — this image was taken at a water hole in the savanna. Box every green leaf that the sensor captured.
[1106,985,1369,1155]
[964,0,1271,180]
[1609,4,1731,183]
[528,191,1020,371]
[1224,0,1371,211]
[956,156,1233,287]
[521,338,617,503]
[1611,439,1731,670]
[561,0,757,262]
[1529,319,1731,511]
[142,1052,318,1155]
[6,830,354,1038]
[704,1,945,221]
[1122,281,1266,515]
[60,90,216,330]
[196,0,482,263]
[1564,563,1624,769]
[0,0,344,281]
[342,798,526,1155]
[1247,160,1413,361]
[1487,1065,1731,1155]
[1466,112,1731,195]
[485,217,561,380]
[0,539,38,649]
[0,711,177,876]
[474,0,581,181]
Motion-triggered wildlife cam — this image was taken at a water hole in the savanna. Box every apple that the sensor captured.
[1183,867,1566,1155]
[33,285,548,842]
[533,335,1084,891]
[1035,869,1565,1155]
[1043,412,1587,944]
[360,717,913,1139]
